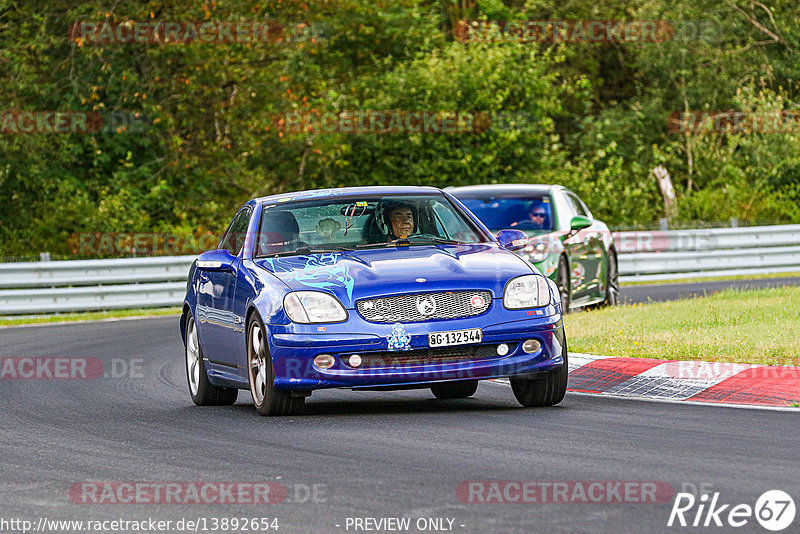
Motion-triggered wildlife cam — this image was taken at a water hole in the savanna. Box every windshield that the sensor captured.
[255,193,485,257]
[455,194,554,232]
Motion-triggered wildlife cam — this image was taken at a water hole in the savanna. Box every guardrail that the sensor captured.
[0,256,194,315]
[1,224,799,314]
[615,224,800,282]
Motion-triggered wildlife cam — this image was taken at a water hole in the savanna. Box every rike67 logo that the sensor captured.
[668,489,795,531]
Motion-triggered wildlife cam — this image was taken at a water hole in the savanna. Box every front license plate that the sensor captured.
[428,328,482,348]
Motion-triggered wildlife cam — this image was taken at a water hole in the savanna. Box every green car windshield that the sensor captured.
[457,195,554,232]
[255,193,485,257]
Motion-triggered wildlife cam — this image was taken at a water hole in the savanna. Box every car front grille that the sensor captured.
[340,344,513,369]
[356,290,492,323]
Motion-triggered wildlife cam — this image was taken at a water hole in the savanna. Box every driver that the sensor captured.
[375,200,417,240]
[512,203,549,230]
[387,205,414,239]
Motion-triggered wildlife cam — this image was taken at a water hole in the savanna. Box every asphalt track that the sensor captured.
[1,280,799,534]
[620,275,800,304]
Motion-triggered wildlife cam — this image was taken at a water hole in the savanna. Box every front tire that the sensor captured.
[510,335,568,407]
[184,312,238,406]
[557,256,571,314]
[431,380,478,399]
[247,315,304,416]
[603,249,620,307]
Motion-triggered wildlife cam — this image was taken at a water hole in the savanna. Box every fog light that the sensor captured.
[349,354,362,368]
[497,343,509,356]
[522,339,541,354]
[314,354,335,369]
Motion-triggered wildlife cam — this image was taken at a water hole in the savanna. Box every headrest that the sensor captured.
[258,211,300,254]
[261,210,299,240]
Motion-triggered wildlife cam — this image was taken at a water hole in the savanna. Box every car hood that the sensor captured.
[252,244,536,308]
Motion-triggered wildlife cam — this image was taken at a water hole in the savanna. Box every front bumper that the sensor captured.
[266,301,566,390]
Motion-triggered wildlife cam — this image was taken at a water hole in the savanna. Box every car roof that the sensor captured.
[253,186,442,205]
[445,184,566,196]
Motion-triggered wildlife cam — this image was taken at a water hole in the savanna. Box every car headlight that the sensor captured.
[523,242,548,262]
[503,274,551,309]
[284,291,347,323]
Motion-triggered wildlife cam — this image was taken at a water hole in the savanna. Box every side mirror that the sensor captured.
[570,215,593,231]
[496,229,529,251]
[562,215,593,239]
[195,249,236,272]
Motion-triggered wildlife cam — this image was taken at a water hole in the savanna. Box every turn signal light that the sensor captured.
[522,339,541,354]
[314,354,335,369]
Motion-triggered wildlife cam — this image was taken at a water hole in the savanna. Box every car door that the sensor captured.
[560,192,590,301]
[196,206,251,367]
[564,192,604,300]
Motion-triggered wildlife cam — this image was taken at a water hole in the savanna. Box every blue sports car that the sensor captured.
[181,186,568,415]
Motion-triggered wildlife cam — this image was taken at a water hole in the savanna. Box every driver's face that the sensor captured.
[529,208,547,227]
[388,207,413,238]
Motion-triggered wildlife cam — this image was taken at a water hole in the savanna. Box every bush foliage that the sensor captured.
[1,0,799,256]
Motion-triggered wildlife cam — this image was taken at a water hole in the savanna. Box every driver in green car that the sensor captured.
[512,202,550,230]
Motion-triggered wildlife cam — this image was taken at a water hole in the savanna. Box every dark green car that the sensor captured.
[448,184,619,311]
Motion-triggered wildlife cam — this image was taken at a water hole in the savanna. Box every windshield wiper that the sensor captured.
[257,245,354,258]
[300,245,355,253]
[355,242,393,249]
[356,236,462,249]
[397,235,461,246]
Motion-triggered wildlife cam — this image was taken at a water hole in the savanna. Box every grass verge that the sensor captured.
[0,307,181,327]
[565,286,800,366]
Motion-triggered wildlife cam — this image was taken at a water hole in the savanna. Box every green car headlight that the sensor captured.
[523,242,548,262]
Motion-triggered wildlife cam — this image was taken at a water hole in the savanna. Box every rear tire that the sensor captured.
[431,380,479,399]
[184,312,238,406]
[510,334,568,407]
[557,256,571,314]
[247,315,304,416]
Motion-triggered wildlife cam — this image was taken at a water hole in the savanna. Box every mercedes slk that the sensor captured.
[180,186,568,415]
